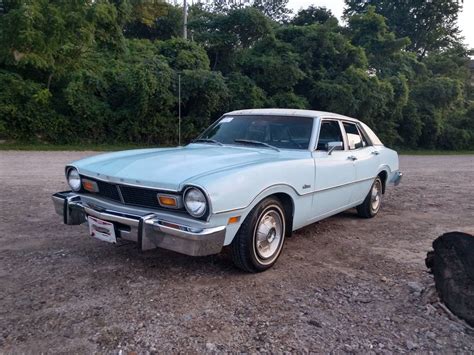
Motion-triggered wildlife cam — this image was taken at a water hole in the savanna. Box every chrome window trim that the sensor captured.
[313,117,348,151]
[356,123,372,147]
[340,120,369,151]
[308,117,320,152]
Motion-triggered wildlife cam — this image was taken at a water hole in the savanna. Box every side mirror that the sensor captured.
[327,141,343,155]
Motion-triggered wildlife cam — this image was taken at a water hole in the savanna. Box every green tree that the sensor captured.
[344,0,464,57]
[291,6,337,26]
[0,70,66,141]
[179,70,229,140]
[156,38,210,71]
[252,0,292,22]
[225,73,267,111]
[239,36,305,95]
[0,0,472,149]
[64,45,176,144]
[347,6,410,72]
[123,2,183,40]
[0,0,124,90]
[189,7,273,73]
[407,77,463,148]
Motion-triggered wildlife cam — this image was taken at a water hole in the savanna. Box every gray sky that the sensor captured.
[288,0,474,50]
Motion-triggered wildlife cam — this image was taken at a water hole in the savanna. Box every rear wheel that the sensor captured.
[230,197,286,272]
[357,176,383,218]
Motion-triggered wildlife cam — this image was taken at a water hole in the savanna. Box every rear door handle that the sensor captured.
[371,151,380,155]
[348,155,357,161]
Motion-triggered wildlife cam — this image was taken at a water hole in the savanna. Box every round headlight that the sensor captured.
[67,168,81,191]
[184,187,208,218]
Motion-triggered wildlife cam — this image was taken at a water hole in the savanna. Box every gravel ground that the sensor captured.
[0,152,473,353]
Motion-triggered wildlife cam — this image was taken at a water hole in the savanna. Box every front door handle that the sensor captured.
[371,151,380,155]
[348,155,357,161]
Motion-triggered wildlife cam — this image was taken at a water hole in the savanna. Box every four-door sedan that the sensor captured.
[52,109,402,272]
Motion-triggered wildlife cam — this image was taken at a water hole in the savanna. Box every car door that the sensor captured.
[341,121,380,203]
[310,119,356,221]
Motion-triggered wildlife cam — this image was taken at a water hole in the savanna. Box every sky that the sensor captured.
[287,0,474,50]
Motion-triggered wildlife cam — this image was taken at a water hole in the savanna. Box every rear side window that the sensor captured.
[343,122,368,150]
[317,121,344,151]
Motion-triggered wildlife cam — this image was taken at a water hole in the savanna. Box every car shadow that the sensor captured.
[79,208,363,278]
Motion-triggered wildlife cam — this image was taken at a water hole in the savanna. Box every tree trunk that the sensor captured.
[47,73,54,90]
[426,232,474,326]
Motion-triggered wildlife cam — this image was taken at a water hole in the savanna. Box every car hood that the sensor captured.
[73,144,278,191]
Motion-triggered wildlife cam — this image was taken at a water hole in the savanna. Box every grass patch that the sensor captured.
[1,142,473,154]
[399,149,474,155]
[0,142,157,151]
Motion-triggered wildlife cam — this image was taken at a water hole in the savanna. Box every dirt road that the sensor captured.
[1,152,473,353]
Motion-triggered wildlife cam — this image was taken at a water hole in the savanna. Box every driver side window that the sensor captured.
[317,120,344,151]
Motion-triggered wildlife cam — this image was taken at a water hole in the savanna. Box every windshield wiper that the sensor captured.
[192,138,223,146]
[234,139,280,152]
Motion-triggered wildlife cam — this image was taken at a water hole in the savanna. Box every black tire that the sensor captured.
[230,197,286,273]
[357,176,383,218]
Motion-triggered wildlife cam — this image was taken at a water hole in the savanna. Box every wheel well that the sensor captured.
[378,170,388,194]
[271,193,294,237]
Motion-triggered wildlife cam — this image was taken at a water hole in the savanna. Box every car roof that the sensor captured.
[225,108,359,122]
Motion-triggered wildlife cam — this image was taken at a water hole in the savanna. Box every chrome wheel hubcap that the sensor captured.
[371,179,382,212]
[255,210,283,260]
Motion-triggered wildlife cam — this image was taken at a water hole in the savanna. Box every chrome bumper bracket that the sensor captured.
[392,171,403,186]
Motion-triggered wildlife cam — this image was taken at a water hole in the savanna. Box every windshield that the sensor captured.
[196,115,313,150]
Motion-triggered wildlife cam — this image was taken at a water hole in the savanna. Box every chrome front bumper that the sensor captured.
[52,192,226,256]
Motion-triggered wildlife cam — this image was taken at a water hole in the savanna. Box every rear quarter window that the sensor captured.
[359,122,383,146]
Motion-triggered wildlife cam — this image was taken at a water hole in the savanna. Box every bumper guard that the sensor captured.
[391,171,403,186]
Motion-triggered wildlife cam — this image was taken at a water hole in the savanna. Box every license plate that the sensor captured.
[88,216,116,243]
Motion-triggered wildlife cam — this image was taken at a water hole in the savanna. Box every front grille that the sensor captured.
[81,176,181,211]
[95,180,121,202]
[120,185,161,208]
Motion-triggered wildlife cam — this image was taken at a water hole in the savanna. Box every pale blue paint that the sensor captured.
[69,110,400,247]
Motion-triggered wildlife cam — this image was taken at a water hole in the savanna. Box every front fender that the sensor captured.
[190,156,315,245]
[206,183,312,246]
[190,156,314,214]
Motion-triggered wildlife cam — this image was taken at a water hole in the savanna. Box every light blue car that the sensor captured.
[52,109,402,272]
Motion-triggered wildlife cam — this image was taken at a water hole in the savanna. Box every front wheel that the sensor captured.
[357,176,383,218]
[230,197,286,273]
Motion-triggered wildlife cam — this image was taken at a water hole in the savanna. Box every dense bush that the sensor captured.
[0,0,472,149]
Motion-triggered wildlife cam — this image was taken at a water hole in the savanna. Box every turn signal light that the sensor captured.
[158,195,178,208]
[228,216,241,224]
[160,221,181,230]
[82,179,98,192]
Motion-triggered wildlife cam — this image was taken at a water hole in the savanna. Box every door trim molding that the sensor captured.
[313,176,375,193]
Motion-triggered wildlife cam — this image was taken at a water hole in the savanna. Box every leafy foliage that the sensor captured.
[251,0,292,22]
[291,6,337,26]
[0,0,472,150]
[344,0,463,57]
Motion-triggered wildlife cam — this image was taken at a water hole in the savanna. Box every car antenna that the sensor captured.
[178,73,182,146]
